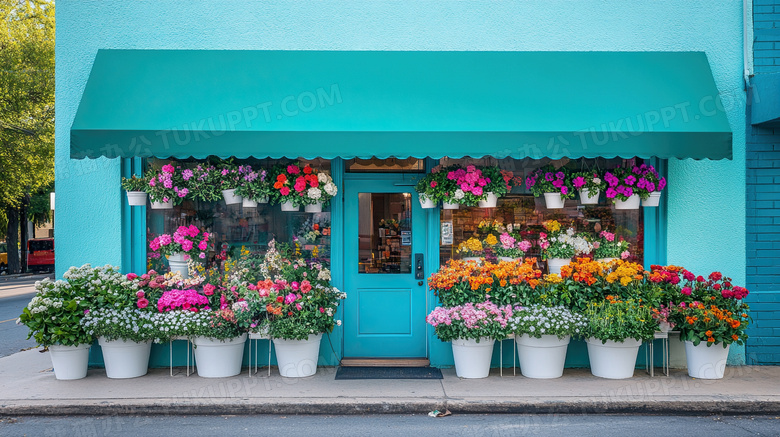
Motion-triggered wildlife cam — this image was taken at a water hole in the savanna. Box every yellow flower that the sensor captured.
[544,220,561,233]
[544,273,563,284]
[485,234,498,246]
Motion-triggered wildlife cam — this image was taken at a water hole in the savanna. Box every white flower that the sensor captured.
[317,172,329,183]
[454,189,465,200]
[307,187,322,200]
[324,182,337,196]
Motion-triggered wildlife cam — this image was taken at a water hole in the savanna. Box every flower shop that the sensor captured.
[42,47,749,381]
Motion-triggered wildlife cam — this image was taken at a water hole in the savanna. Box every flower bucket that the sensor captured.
[614,194,640,210]
[547,258,569,275]
[222,189,242,205]
[586,337,641,379]
[579,188,599,205]
[98,338,152,379]
[273,333,322,378]
[442,201,460,210]
[242,198,258,208]
[167,252,189,279]
[543,192,565,209]
[305,202,323,213]
[478,192,498,208]
[516,334,570,379]
[462,257,483,265]
[49,344,91,380]
[684,341,730,379]
[192,334,247,378]
[596,258,617,264]
[280,201,300,212]
[642,191,662,207]
[419,196,437,209]
[498,256,520,263]
[658,321,673,333]
[126,191,148,207]
[451,337,494,378]
[150,199,173,210]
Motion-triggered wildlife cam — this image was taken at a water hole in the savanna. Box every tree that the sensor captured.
[0,0,55,273]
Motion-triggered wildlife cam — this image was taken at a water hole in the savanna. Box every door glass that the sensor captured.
[358,192,412,274]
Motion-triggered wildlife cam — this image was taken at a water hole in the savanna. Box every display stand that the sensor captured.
[169,337,193,377]
[499,333,517,377]
[645,330,673,377]
[248,332,273,377]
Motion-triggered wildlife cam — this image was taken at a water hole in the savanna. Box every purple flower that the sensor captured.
[560,186,568,195]
[544,172,554,182]
[182,169,193,181]
[606,188,617,198]
[555,172,565,179]
[573,176,586,189]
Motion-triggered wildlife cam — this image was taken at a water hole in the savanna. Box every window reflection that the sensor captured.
[358,193,412,274]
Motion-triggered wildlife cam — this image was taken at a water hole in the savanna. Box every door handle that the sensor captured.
[414,253,424,280]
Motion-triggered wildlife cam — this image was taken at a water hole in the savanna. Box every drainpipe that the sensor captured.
[744,0,753,89]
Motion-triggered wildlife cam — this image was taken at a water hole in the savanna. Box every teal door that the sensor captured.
[343,176,428,358]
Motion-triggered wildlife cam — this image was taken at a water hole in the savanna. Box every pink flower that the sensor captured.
[182,240,193,252]
[539,232,547,239]
[136,291,145,298]
[198,241,208,251]
[472,186,483,196]
[199,252,206,259]
[127,273,138,280]
[137,298,149,309]
[291,281,300,291]
[430,181,437,188]
[301,280,312,293]
[285,293,297,305]
[162,164,174,173]
[204,284,216,296]
[287,165,300,174]
[296,303,302,311]
[280,187,290,196]
[620,250,630,260]
[319,307,325,313]
[681,286,692,296]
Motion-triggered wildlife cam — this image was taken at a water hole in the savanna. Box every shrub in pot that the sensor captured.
[81,307,158,379]
[539,220,593,274]
[571,170,604,205]
[234,165,271,206]
[144,163,189,208]
[149,225,212,278]
[121,175,149,206]
[525,165,574,209]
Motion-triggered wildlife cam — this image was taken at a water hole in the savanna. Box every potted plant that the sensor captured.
[414,169,450,209]
[18,278,94,380]
[270,162,310,211]
[299,168,338,213]
[121,175,149,207]
[493,232,532,262]
[592,231,630,262]
[525,165,574,209]
[571,170,604,205]
[479,166,511,208]
[456,237,485,263]
[185,163,224,203]
[189,308,247,378]
[216,162,242,205]
[509,305,587,379]
[426,301,515,378]
[144,163,188,209]
[234,165,271,208]
[604,167,640,210]
[584,298,657,379]
[539,220,593,274]
[149,225,211,279]
[633,164,667,207]
[445,165,497,208]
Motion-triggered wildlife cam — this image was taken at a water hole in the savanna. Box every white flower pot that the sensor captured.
[684,341,730,379]
[658,321,674,333]
[614,194,640,210]
[222,189,242,205]
[49,344,91,380]
[442,201,460,210]
[257,196,269,204]
[543,192,565,209]
[462,256,483,265]
[547,258,570,275]
[586,337,641,379]
[167,252,189,279]
[242,198,258,208]
[579,188,600,205]
[419,196,437,209]
[498,256,520,263]
[280,200,300,212]
[451,337,494,378]
[98,337,152,379]
[478,192,498,208]
[596,258,617,264]
[126,191,148,207]
[192,334,247,378]
[273,333,322,377]
[642,191,662,207]
[248,326,270,340]
[150,199,173,210]
[516,334,570,379]
[305,202,323,213]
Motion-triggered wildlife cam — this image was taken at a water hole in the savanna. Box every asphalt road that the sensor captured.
[0,276,46,358]
[0,414,778,437]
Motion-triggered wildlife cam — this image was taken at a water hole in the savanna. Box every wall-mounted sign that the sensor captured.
[400,230,411,246]
[441,221,453,245]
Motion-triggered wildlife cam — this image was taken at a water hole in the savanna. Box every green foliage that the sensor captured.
[584,299,656,342]
[18,278,93,347]
[121,175,149,192]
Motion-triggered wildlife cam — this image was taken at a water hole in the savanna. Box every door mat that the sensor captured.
[334,366,443,380]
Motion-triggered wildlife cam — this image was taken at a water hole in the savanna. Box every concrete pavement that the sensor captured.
[1,348,778,416]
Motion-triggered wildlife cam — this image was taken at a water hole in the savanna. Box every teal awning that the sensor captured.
[71,50,732,160]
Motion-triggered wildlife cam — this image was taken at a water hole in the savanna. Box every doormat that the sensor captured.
[334,366,443,380]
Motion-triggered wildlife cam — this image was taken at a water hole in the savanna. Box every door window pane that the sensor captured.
[358,193,412,274]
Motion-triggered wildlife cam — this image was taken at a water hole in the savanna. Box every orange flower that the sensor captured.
[731,334,739,341]
[707,337,715,343]
[705,330,713,337]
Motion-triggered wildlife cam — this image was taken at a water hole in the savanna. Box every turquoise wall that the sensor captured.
[56,0,747,362]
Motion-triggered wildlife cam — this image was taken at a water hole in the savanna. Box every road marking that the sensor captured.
[0,318,19,324]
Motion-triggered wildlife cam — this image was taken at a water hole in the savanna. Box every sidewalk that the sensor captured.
[1,349,778,416]
[0,274,51,299]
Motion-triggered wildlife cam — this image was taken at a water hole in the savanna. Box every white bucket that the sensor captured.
[684,341,730,379]
[280,201,300,212]
[642,191,662,207]
[126,191,148,207]
[498,256,519,263]
[49,344,91,380]
[543,192,565,209]
[273,333,322,377]
[305,203,323,213]
[442,201,460,210]
[167,252,189,279]
[242,198,258,208]
[547,258,570,275]
[614,194,640,210]
[586,337,641,379]
[150,200,173,210]
[478,192,498,208]
[419,196,437,209]
[579,188,600,205]
[222,189,242,205]
[192,334,247,378]
[98,337,152,379]
[516,334,570,379]
[451,337,494,378]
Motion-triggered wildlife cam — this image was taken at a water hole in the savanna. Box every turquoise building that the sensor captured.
[56,1,762,367]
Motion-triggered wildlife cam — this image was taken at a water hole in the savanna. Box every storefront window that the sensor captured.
[357,192,413,273]
[346,157,424,173]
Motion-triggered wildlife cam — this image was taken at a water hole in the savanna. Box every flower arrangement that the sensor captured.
[492,232,532,259]
[428,258,542,307]
[426,301,517,342]
[457,237,485,258]
[81,307,161,343]
[538,220,593,260]
[509,305,588,340]
[676,301,750,347]
[18,278,93,347]
[445,165,493,205]
[571,171,604,194]
[185,163,223,202]
[157,289,211,313]
[234,164,271,202]
[63,264,145,311]
[215,162,241,191]
[603,167,639,203]
[414,169,452,204]
[592,231,630,260]
[525,165,574,199]
[120,175,149,192]
[149,225,211,260]
[144,163,188,204]
[270,163,337,207]
[632,163,667,199]
[480,166,511,198]
[183,308,243,340]
[584,298,657,343]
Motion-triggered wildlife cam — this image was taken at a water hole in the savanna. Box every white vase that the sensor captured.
[516,334,570,379]
[451,337,494,378]
[543,192,565,209]
[596,258,617,264]
[478,192,498,208]
[222,189,242,205]
[98,337,152,379]
[547,258,570,275]
[280,200,300,212]
[305,202,323,213]
[642,191,662,207]
[150,199,173,210]
[442,201,460,210]
[684,341,730,379]
[242,198,258,208]
[192,334,247,378]
[49,344,91,380]
[579,188,600,205]
[614,194,640,210]
[462,256,483,265]
[126,191,148,206]
[419,196,437,209]
[498,256,519,263]
[586,337,641,379]
[273,333,322,377]
[167,252,189,279]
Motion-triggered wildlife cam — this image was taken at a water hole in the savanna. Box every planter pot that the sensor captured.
[167,252,189,279]
[242,198,257,208]
[462,257,483,265]
[98,337,152,379]
[248,326,270,340]
[280,201,300,212]
[547,258,570,275]
[516,334,570,379]
[419,196,437,209]
[596,258,617,264]
[579,188,600,205]
[442,201,460,210]
[658,321,674,334]
[543,192,565,209]
[685,341,730,379]
[614,194,640,210]
[222,189,242,205]
[498,256,520,263]
[642,191,662,207]
[273,333,322,377]
[257,196,269,204]
[451,337,494,378]
[49,344,91,380]
[126,191,148,207]
[192,334,247,378]
[478,192,498,208]
[586,337,642,379]
[150,199,173,210]
[305,202,323,213]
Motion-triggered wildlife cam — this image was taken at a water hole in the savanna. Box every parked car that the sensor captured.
[0,242,7,274]
[27,238,54,272]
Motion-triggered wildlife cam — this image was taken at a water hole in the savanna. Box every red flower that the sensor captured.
[696,275,705,282]
[709,272,723,282]
[276,296,284,303]
[430,181,438,188]
[287,165,300,175]
[276,174,287,183]
[303,165,313,175]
